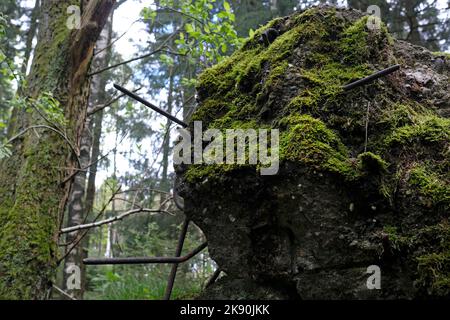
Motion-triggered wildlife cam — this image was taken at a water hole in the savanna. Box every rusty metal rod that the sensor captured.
[205,268,222,288]
[343,64,401,91]
[164,219,190,300]
[83,242,208,265]
[114,84,188,128]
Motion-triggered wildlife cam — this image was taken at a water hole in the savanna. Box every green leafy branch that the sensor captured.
[142,0,244,67]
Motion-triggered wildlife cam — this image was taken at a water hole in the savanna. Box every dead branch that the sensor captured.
[87,86,142,116]
[52,285,77,300]
[57,186,121,257]
[4,125,81,169]
[60,207,173,234]
[88,26,182,77]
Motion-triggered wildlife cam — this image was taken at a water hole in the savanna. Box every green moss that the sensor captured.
[185,164,246,183]
[357,152,388,173]
[382,223,450,297]
[385,115,450,147]
[264,61,289,89]
[414,223,450,297]
[190,7,448,196]
[195,8,360,123]
[0,3,75,297]
[279,115,357,179]
[29,1,75,94]
[377,103,429,130]
[417,251,450,296]
[191,99,230,123]
[186,7,450,298]
[408,165,450,208]
[287,90,320,111]
[382,226,415,251]
[188,7,399,183]
[340,16,393,64]
[0,132,65,299]
[374,103,449,208]
[287,62,370,112]
[432,51,450,59]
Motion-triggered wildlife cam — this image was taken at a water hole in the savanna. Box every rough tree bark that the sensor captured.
[0,0,114,300]
[62,11,114,300]
[20,0,41,75]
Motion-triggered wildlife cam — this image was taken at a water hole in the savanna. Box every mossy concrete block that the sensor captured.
[177,6,450,299]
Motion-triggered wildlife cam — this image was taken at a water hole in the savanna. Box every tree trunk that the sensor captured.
[87,110,104,259]
[0,0,114,300]
[160,66,175,193]
[62,11,114,300]
[20,0,40,75]
[402,0,423,46]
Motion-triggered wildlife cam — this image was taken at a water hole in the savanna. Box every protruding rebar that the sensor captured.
[164,219,190,300]
[114,84,188,128]
[205,268,222,288]
[343,64,401,91]
[83,242,207,265]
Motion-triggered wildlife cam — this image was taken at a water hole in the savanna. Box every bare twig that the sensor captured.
[94,16,140,56]
[205,268,222,288]
[87,86,143,116]
[60,206,174,234]
[118,188,171,195]
[130,122,175,207]
[365,101,370,153]
[57,186,121,257]
[4,125,81,169]
[52,285,77,300]
[155,6,230,43]
[61,129,130,184]
[88,27,182,77]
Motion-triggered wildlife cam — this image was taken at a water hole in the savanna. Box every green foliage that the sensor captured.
[142,0,244,67]
[33,92,67,127]
[417,252,450,296]
[0,12,13,139]
[0,13,6,37]
[87,267,203,300]
[85,219,213,300]
[0,143,12,159]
